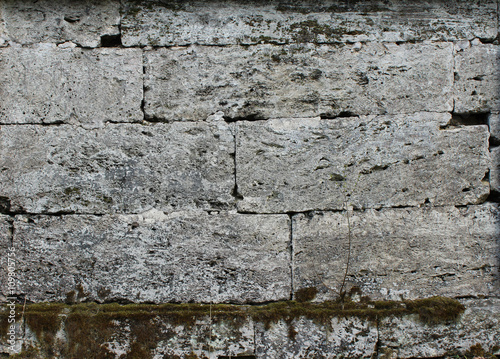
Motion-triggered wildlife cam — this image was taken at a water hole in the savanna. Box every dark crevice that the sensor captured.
[486,190,500,203]
[223,114,266,123]
[320,111,359,120]
[0,121,65,126]
[441,112,490,129]
[100,34,122,47]
[219,356,256,359]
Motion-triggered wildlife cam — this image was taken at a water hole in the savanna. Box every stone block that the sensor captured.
[122,0,497,46]
[0,45,142,127]
[236,113,489,213]
[144,43,453,121]
[379,299,500,358]
[255,317,377,358]
[293,204,499,301]
[0,0,120,47]
[0,122,234,214]
[454,43,500,114]
[12,210,291,303]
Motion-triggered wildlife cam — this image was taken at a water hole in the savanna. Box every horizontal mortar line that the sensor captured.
[235,202,499,216]
[2,37,487,51]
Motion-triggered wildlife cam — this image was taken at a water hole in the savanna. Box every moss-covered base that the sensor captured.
[0,297,478,359]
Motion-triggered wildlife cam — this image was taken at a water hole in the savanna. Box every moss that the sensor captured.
[64,187,81,196]
[295,287,318,302]
[7,297,466,358]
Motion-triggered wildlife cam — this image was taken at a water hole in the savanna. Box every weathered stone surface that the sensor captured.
[0,121,234,214]
[236,113,489,213]
[255,317,377,358]
[379,299,500,358]
[490,146,500,194]
[122,0,497,46]
[0,215,13,300]
[0,0,119,47]
[0,45,143,127]
[12,211,290,303]
[490,112,500,145]
[293,204,499,301]
[144,43,453,121]
[454,43,500,114]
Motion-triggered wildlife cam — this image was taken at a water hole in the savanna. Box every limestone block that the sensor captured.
[0,0,120,47]
[144,43,453,121]
[293,204,499,301]
[379,299,500,358]
[490,146,500,193]
[122,0,497,46]
[0,122,234,214]
[255,317,377,358]
[0,45,143,127]
[454,43,500,114]
[12,211,291,303]
[236,113,489,213]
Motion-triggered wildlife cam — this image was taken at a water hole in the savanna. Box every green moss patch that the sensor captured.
[2,297,465,358]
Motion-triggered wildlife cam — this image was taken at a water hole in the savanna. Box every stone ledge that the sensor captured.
[122,0,498,46]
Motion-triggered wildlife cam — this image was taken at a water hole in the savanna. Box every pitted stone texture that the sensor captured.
[490,146,500,194]
[255,317,377,358]
[293,204,499,301]
[0,46,142,127]
[0,122,234,214]
[144,43,453,121]
[236,113,489,213]
[0,0,119,47]
[122,0,497,46]
[454,43,500,114]
[13,211,290,303]
[379,299,500,358]
[153,318,255,358]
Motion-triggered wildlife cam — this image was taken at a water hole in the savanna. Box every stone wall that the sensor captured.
[0,1,499,358]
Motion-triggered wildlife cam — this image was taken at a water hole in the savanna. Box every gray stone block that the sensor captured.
[144,43,453,121]
[0,122,235,214]
[379,299,500,358]
[293,204,499,301]
[255,317,377,358]
[122,0,497,46]
[0,45,143,127]
[454,43,500,114]
[0,0,120,47]
[236,113,490,213]
[12,210,291,303]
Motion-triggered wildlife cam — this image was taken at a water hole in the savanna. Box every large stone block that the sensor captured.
[144,43,453,121]
[12,210,291,303]
[379,299,500,358]
[236,113,489,213]
[454,43,500,114]
[122,0,497,46]
[0,45,142,127]
[0,121,234,214]
[293,204,499,301]
[0,0,120,47]
[255,317,377,358]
